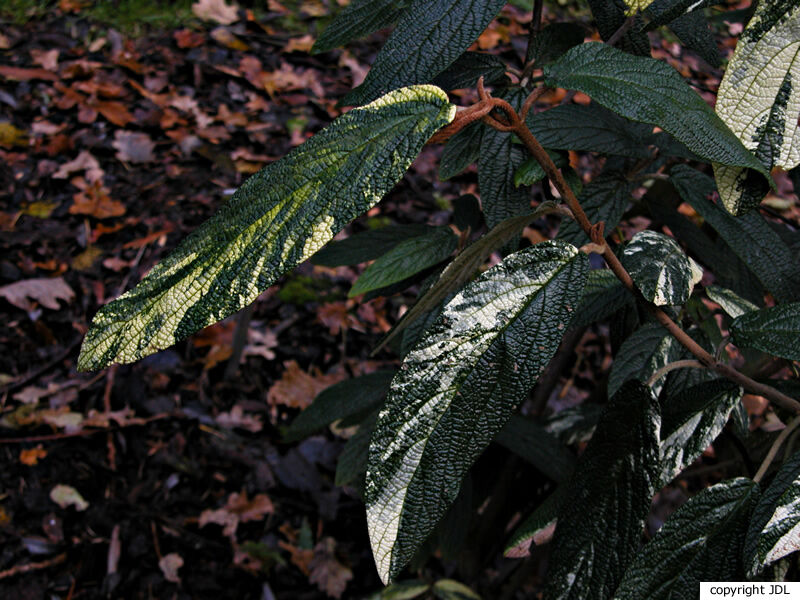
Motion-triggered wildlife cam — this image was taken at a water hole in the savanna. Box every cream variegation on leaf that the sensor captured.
[78,85,455,371]
[714,2,800,215]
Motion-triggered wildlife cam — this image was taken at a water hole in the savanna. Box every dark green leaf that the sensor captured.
[622,230,703,306]
[713,1,800,214]
[366,242,589,583]
[527,103,653,158]
[668,8,721,67]
[609,323,683,398]
[587,0,651,55]
[671,165,800,303]
[343,0,507,106]
[504,486,565,557]
[545,381,661,600]
[494,415,576,483]
[439,122,483,181]
[660,379,743,485]
[526,22,587,64]
[311,224,437,267]
[615,478,760,599]
[478,89,531,231]
[335,409,379,488]
[570,269,634,328]
[544,43,771,189]
[513,151,568,187]
[78,86,454,371]
[557,169,637,247]
[349,228,457,297]
[644,0,721,28]
[745,449,800,576]
[284,371,395,442]
[312,0,411,54]
[432,51,507,91]
[706,285,759,319]
[730,302,800,361]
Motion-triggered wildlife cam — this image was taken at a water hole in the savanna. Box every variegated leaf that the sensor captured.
[78,86,455,371]
[366,242,588,583]
[608,322,683,398]
[615,478,760,599]
[623,0,654,15]
[745,449,800,576]
[644,0,720,28]
[713,2,800,215]
[622,230,703,306]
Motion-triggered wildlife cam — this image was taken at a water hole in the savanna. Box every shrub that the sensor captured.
[80,0,800,596]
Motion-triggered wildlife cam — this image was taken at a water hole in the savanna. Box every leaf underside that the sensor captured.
[366,242,588,583]
[78,86,455,371]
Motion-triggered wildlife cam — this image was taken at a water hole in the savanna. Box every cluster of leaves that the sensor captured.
[76,0,800,597]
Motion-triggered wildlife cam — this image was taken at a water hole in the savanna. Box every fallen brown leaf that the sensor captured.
[308,537,352,599]
[192,0,240,25]
[0,277,75,311]
[112,130,156,163]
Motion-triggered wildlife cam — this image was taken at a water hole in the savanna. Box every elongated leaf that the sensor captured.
[478,89,531,230]
[311,224,436,267]
[622,230,703,306]
[284,371,395,442]
[545,381,661,600]
[745,450,800,576]
[312,0,411,54]
[615,478,760,599]
[527,103,653,158]
[587,0,651,56]
[439,122,483,181]
[730,302,800,361]
[660,379,743,485]
[513,151,568,187]
[527,22,587,64]
[570,269,634,328]
[432,52,507,91]
[431,580,481,600]
[713,2,800,214]
[671,165,800,303]
[504,486,565,557]
[558,169,637,247]
[706,285,758,319]
[494,415,576,483]
[366,242,588,583]
[644,0,721,28]
[609,322,683,398]
[668,8,721,67]
[544,404,603,445]
[77,86,454,371]
[381,580,431,600]
[343,0,507,106]
[349,228,457,297]
[544,43,770,189]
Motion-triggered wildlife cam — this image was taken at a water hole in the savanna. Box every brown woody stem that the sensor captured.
[478,87,800,415]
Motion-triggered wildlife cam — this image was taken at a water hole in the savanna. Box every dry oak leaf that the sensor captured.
[113,130,156,163]
[0,277,75,311]
[309,537,353,599]
[199,491,274,537]
[267,361,345,412]
[192,0,239,25]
